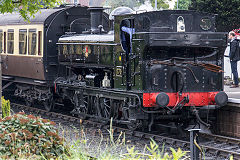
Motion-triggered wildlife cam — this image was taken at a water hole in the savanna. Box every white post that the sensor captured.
[177,0,179,9]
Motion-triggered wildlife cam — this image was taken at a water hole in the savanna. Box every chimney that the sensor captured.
[88,7,105,34]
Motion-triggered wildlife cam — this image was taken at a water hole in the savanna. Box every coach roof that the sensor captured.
[0,8,65,26]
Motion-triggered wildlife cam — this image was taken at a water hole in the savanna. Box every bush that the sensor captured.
[1,96,11,118]
[0,112,69,159]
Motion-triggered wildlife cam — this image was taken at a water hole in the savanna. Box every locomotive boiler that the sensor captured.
[1,5,228,131]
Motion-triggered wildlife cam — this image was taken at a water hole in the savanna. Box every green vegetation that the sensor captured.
[189,0,240,31]
[0,0,61,20]
[174,0,191,10]
[172,0,240,31]
[150,0,172,9]
[0,112,69,159]
[60,119,189,159]
[103,0,140,10]
[0,113,189,159]
[1,97,11,118]
[67,136,189,159]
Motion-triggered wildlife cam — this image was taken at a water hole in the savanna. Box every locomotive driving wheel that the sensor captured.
[76,95,89,119]
[100,98,113,120]
[43,96,55,112]
[123,105,142,130]
[71,94,88,120]
[25,89,34,107]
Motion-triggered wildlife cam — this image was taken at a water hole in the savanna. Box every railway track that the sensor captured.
[9,102,240,159]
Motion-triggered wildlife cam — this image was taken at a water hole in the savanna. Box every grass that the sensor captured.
[1,101,189,160]
[0,99,235,160]
[56,119,190,160]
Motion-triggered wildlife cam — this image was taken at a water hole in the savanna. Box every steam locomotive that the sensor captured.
[1,5,228,131]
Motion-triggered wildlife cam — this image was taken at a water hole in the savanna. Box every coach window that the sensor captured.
[19,29,27,55]
[7,29,14,54]
[0,30,2,53]
[28,29,37,55]
[38,31,42,56]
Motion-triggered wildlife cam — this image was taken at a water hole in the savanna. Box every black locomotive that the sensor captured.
[1,5,228,131]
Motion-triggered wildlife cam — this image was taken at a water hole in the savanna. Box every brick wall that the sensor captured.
[216,104,240,137]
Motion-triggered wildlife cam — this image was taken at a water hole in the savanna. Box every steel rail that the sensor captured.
[10,102,240,159]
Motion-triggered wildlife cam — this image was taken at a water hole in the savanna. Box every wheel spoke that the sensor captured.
[100,98,112,119]
[43,98,54,112]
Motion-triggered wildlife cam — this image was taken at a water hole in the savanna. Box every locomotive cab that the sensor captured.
[57,33,115,87]
[57,7,113,88]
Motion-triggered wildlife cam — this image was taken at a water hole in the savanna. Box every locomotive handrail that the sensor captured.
[56,42,118,46]
[151,26,173,29]
[132,39,144,41]
[154,39,177,41]
[135,9,147,14]
[200,39,225,41]
[135,32,227,34]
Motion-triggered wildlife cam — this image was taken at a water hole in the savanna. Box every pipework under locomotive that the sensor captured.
[56,7,228,130]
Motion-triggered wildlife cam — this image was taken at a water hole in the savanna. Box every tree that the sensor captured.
[0,0,60,20]
[174,0,191,10]
[189,0,240,32]
[137,0,146,4]
[104,0,140,10]
[150,0,171,9]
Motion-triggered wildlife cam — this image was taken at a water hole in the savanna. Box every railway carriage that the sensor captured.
[0,6,109,110]
[1,5,228,131]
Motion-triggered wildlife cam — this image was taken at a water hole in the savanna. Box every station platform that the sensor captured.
[216,86,240,138]
[224,85,240,104]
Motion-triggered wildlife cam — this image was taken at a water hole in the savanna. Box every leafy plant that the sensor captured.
[1,96,11,118]
[119,139,189,159]
[170,147,187,160]
[150,0,171,9]
[0,112,69,159]
[0,0,61,21]
[64,118,189,160]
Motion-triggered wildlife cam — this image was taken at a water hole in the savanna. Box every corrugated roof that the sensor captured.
[0,8,64,26]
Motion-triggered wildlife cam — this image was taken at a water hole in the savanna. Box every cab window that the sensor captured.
[19,29,27,55]
[75,44,82,54]
[63,45,68,55]
[28,29,37,55]
[7,29,14,54]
